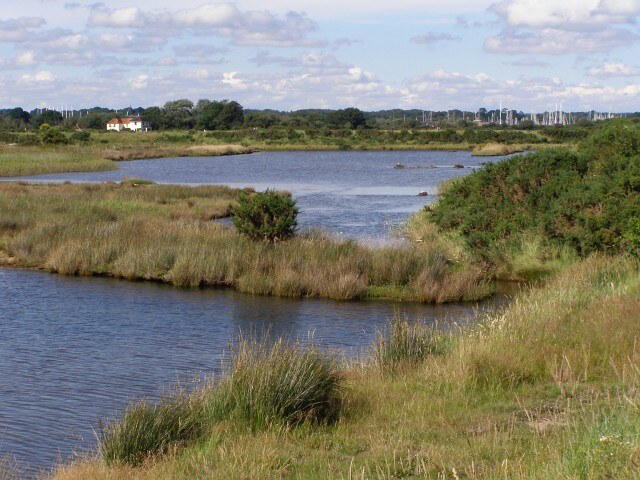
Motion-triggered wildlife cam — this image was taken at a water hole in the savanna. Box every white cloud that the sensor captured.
[486,0,640,54]
[87,4,319,47]
[130,74,149,89]
[587,62,640,77]
[484,28,638,55]
[489,0,640,29]
[89,6,146,28]
[0,17,47,42]
[15,51,37,67]
[21,70,55,84]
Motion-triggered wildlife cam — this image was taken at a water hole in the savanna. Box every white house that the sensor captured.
[106,116,151,132]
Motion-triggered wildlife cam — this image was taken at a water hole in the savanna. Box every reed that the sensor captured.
[0,182,492,303]
[98,390,207,467]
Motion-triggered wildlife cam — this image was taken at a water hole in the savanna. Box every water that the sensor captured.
[1,150,501,475]
[6,150,487,241]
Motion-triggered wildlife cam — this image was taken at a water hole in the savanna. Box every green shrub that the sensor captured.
[429,122,640,257]
[231,189,298,242]
[70,130,91,143]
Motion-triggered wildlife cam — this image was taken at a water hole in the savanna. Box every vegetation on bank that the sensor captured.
[0,182,490,302]
[0,144,253,178]
[51,255,640,479]
[417,120,640,280]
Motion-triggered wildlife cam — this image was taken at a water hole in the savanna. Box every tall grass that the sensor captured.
[213,335,342,429]
[0,455,21,480]
[0,182,493,302]
[98,389,207,467]
[373,315,452,370]
[97,335,342,467]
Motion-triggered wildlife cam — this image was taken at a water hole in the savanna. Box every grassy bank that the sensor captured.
[50,255,640,479]
[0,182,490,302]
[0,144,253,177]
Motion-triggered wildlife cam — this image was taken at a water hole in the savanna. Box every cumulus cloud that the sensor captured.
[411,32,461,45]
[130,74,149,89]
[587,62,640,77]
[0,17,47,42]
[88,3,319,47]
[486,0,640,54]
[21,70,56,84]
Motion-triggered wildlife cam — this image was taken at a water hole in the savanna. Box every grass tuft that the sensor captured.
[373,315,452,370]
[98,389,206,467]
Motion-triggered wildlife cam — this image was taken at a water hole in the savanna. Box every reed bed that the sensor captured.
[51,255,640,479]
[0,182,492,302]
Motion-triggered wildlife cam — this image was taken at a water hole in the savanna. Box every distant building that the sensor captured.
[106,116,151,132]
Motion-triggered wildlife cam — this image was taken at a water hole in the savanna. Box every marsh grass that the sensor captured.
[373,315,452,370]
[97,335,342,467]
[0,147,116,177]
[52,256,640,479]
[0,182,492,302]
[0,455,21,480]
[0,143,252,177]
[98,389,207,467]
[212,334,342,429]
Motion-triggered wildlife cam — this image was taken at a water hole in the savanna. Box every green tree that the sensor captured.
[231,190,298,242]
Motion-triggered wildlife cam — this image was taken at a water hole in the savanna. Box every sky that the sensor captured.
[0,0,639,112]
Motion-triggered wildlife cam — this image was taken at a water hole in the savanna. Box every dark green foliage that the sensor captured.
[70,130,91,142]
[38,125,68,144]
[231,189,298,242]
[429,121,640,256]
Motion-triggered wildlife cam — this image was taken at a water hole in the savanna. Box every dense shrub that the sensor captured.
[429,121,640,256]
[231,189,298,242]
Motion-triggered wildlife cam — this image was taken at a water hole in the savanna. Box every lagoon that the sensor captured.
[1,150,496,475]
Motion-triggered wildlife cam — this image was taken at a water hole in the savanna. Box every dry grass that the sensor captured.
[471,142,528,156]
[0,182,492,302]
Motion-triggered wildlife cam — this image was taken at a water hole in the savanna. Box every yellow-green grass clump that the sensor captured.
[0,182,491,302]
[51,255,640,479]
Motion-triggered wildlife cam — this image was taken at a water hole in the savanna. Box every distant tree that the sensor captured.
[8,107,30,124]
[34,110,63,127]
[163,99,194,129]
[143,106,167,130]
[328,108,366,129]
[217,101,244,129]
[196,101,224,130]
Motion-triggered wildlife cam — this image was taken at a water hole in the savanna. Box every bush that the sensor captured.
[231,189,298,242]
[429,122,640,256]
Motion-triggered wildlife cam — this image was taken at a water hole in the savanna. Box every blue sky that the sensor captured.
[1,0,639,112]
